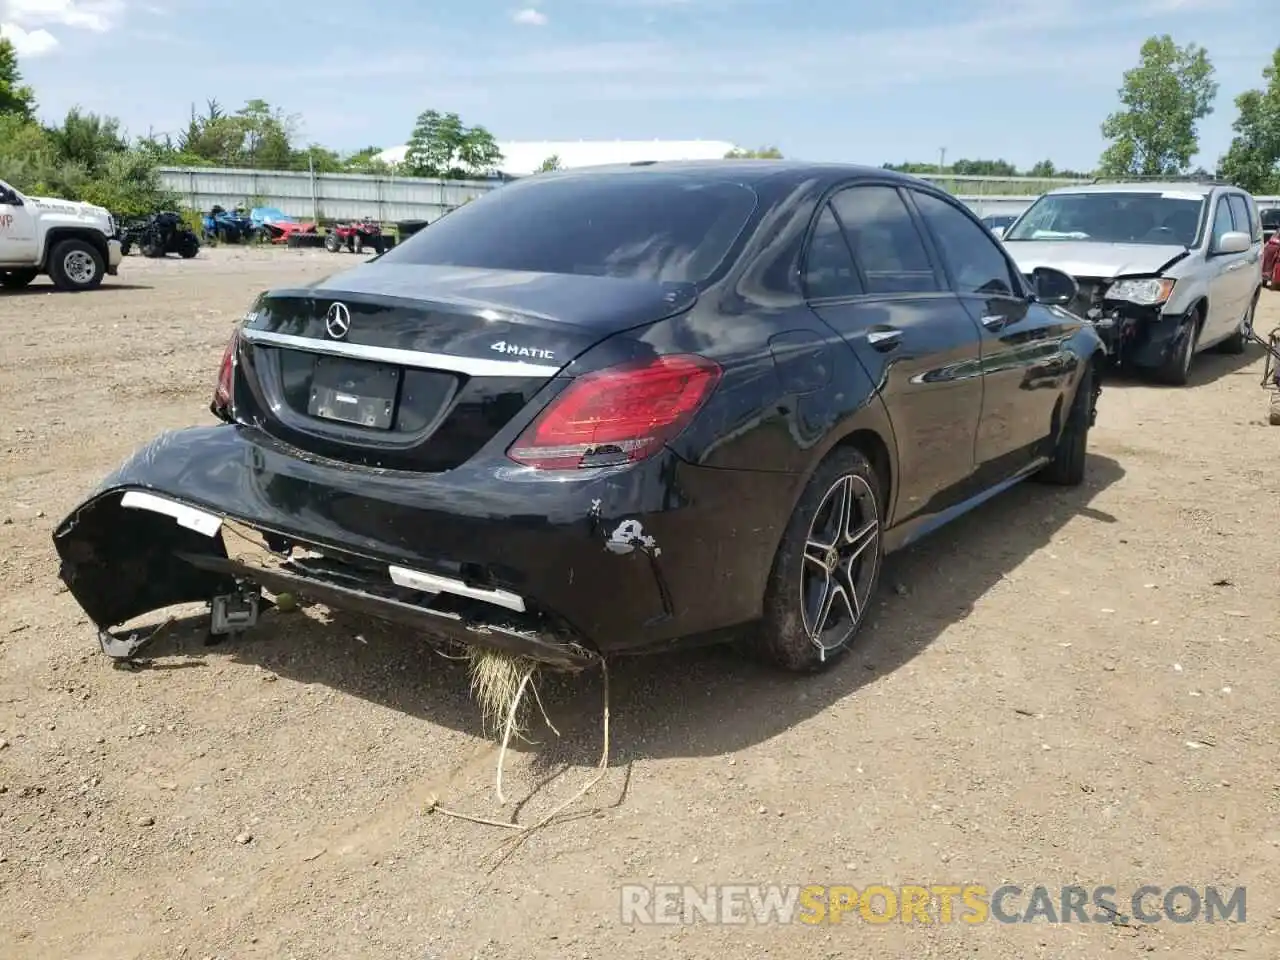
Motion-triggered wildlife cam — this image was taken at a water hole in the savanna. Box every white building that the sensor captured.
[372,139,741,177]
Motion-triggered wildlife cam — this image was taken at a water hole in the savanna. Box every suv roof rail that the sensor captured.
[1085,173,1230,186]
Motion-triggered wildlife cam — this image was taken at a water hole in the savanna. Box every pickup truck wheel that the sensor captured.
[0,268,38,289]
[48,239,104,291]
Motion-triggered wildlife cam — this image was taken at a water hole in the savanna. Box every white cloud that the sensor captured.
[512,7,547,25]
[4,0,124,31]
[0,21,56,54]
[1,0,127,58]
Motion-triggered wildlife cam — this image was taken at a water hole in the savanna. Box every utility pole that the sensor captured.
[938,147,947,173]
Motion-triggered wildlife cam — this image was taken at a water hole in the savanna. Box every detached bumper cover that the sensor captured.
[52,425,793,666]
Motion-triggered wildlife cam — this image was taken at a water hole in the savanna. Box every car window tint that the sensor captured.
[1211,198,1234,247]
[910,190,1017,297]
[828,186,939,295]
[377,173,757,284]
[1227,194,1254,241]
[803,204,862,299]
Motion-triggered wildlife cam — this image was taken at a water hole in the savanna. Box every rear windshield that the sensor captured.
[1005,191,1206,247]
[378,173,758,284]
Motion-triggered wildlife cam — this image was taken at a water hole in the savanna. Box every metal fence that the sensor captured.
[156,165,1280,226]
[157,166,498,223]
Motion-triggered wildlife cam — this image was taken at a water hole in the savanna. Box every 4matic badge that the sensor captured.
[490,340,555,360]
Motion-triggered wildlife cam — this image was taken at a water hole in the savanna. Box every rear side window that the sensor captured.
[803,204,862,299]
[911,190,1019,297]
[378,174,757,284]
[1227,194,1257,242]
[829,186,940,294]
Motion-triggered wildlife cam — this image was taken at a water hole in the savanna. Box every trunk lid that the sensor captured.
[234,262,698,472]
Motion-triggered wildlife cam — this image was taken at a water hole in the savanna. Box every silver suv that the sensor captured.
[998,179,1264,385]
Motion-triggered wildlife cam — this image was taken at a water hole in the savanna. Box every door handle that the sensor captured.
[981,313,1008,330]
[866,328,902,351]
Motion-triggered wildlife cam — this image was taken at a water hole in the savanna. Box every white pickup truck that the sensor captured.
[0,179,123,291]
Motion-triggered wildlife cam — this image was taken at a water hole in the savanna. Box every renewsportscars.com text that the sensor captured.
[619,883,1246,926]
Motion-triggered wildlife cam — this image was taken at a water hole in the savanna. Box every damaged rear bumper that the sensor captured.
[52,425,793,668]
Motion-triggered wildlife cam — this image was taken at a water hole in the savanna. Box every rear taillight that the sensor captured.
[211,329,238,419]
[508,354,722,470]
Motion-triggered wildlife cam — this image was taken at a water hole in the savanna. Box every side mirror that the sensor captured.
[1028,266,1078,307]
[990,226,1005,239]
[1214,231,1251,255]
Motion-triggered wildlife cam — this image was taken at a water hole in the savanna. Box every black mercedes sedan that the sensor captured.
[53,161,1104,674]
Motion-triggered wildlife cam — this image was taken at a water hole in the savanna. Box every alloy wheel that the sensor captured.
[799,473,881,659]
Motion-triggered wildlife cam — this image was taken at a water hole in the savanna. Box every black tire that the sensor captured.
[177,234,199,259]
[324,233,341,253]
[0,268,38,289]
[1153,313,1198,386]
[47,239,105,291]
[1219,290,1259,355]
[1035,362,1094,486]
[753,446,885,673]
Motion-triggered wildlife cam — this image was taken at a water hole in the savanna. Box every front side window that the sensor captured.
[911,190,1018,297]
[828,186,940,295]
[1226,194,1256,242]
[1210,197,1235,249]
[1004,191,1205,247]
[377,173,758,285]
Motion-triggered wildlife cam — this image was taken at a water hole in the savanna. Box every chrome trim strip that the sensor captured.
[240,328,562,378]
[120,491,222,537]
[388,565,527,614]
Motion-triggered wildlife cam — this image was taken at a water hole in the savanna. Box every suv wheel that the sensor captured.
[1154,313,1198,386]
[1219,290,1258,355]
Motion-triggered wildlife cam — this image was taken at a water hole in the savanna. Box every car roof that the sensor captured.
[1041,181,1224,198]
[522,159,948,194]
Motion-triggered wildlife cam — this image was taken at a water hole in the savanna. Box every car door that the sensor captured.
[0,183,38,265]
[1227,192,1262,311]
[905,186,1078,485]
[1204,194,1245,340]
[804,183,986,524]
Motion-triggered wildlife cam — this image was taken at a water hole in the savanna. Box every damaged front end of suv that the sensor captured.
[1068,273,1190,370]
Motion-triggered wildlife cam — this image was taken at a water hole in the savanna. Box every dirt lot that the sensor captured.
[1,246,1279,959]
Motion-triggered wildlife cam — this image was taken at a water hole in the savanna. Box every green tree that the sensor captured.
[403,109,504,179]
[234,98,296,169]
[1099,35,1218,177]
[725,146,782,159]
[951,158,1018,176]
[536,154,562,172]
[1028,159,1057,177]
[45,108,127,176]
[1217,47,1280,194]
[0,38,36,121]
[343,146,393,174]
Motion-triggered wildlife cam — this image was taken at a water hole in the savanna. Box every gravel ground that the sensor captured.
[1,246,1279,959]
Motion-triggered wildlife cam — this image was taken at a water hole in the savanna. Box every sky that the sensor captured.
[0,0,1273,173]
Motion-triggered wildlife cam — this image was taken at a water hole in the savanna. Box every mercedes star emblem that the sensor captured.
[325,301,351,340]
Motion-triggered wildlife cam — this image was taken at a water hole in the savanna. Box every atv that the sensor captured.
[202,205,256,244]
[119,212,201,259]
[324,217,386,254]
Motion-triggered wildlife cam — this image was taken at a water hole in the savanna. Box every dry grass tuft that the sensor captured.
[467,648,537,738]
